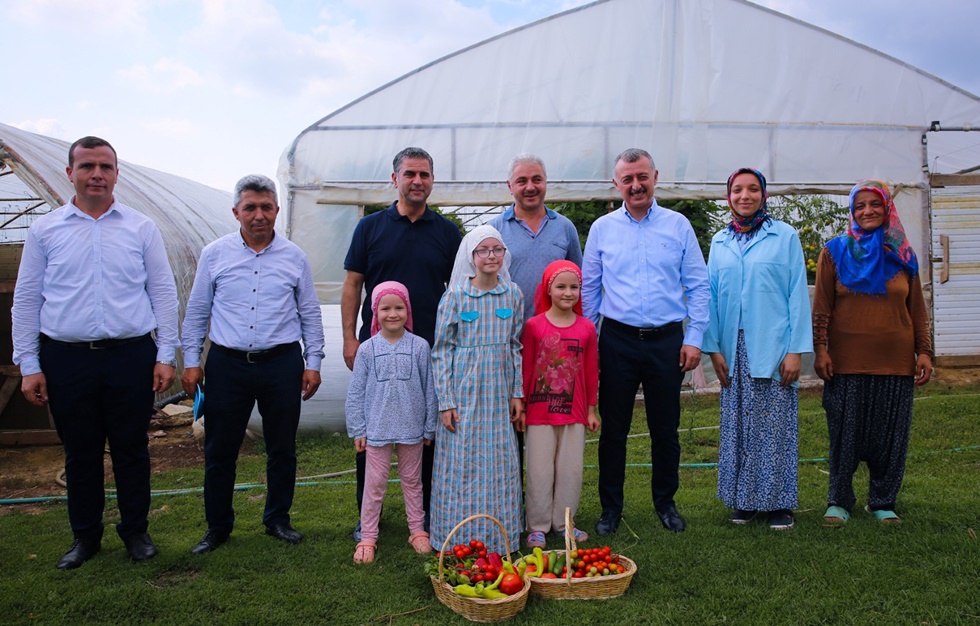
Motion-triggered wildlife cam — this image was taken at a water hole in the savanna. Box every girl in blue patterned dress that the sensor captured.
[430,225,525,553]
[703,168,813,530]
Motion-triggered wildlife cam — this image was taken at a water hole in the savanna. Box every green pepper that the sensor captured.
[486,571,505,591]
[454,584,479,598]
[480,588,508,599]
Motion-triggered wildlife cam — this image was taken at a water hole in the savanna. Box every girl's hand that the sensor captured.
[915,354,933,386]
[441,409,459,433]
[354,437,366,453]
[814,346,833,381]
[709,353,729,388]
[586,406,601,433]
[779,353,802,387]
[509,398,524,424]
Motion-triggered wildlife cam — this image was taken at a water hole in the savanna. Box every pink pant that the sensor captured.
[360,442,425,543]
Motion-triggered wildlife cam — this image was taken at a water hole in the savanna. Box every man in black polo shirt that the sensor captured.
[341,147,462,540]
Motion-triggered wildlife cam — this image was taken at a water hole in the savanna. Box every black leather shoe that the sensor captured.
[123,533,158,562]
[265,523,302,544]
[657,505,687,533]
[57,538,101,570]
[595,510,621,536]
[191,529,230,555]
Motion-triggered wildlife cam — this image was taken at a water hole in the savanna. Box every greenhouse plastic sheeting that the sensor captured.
[280,0,980,312]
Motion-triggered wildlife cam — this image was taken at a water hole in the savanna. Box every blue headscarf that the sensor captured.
[825,180,918,295]
[726,168,771,240]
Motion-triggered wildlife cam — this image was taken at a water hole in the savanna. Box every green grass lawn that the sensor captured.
[1,385,978,625]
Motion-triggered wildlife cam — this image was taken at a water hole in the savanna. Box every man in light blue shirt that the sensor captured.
[181,174,324,554]
[582,148,709,536]
[488,154,583,322]
[12,136,179,570]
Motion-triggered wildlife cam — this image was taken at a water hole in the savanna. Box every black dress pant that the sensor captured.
[41,335,157,542]
[597,320,684,515]
[203,343,303,531]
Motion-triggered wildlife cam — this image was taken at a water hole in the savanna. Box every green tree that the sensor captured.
[765,195,848,282]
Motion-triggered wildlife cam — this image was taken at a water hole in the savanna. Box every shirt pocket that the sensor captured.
[748,262,785,293]
[374,353,412,381]
[460,310,480,323]
[495,308,514,320]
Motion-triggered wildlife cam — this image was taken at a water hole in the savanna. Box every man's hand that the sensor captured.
[343,338,360,371]
[181,366,204,396]
[709,353,729,388]
[153,363,176,393]
[302,369,322,400]
[679,345,701,373]
[21,373,48,406]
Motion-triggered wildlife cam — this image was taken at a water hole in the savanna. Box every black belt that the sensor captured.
[40,333,150,350]
[603,318,682,341]
[211,342,297,364]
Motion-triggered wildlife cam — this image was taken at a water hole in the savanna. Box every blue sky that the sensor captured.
[2,0,976,192]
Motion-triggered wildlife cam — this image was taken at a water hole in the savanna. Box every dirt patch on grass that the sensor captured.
[0,406,259,510]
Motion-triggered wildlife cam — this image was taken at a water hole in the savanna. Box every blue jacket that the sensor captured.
[702,220,813,383]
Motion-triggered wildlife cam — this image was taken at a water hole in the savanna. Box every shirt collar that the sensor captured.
[237,229,278,252]
[65,198,120,220]
[619,199,658,224]
[387,201,433,222]
[501,204,557,221]
[461,279,510,298]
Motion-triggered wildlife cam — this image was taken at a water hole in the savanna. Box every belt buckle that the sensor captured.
[246,350,259,364]
[637,328,652,340]
[88,341,105,350]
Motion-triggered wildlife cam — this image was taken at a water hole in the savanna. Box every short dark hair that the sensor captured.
[614,148,655,170]
[68,136,117,167]
[393,147,433,174]
[233,174,278,206]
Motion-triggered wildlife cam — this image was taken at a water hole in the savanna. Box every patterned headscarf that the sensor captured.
[726,168,771,239]
[825,180,918,295]
[533,260,584,316]
[370,280,413,336]
[449,224,512,287]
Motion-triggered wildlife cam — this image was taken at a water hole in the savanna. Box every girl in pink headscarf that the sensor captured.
[521,260,600,549]
[346,281,438,564]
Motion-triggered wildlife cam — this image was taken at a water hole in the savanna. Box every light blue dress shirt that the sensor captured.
[581,202,709,348]
[181,231,325,371]
[11,200,179,376]
[702,220,813,382]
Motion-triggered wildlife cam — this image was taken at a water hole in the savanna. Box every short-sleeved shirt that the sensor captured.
[344,202,462,345]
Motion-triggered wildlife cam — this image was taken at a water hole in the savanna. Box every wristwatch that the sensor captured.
[156,359,177,368]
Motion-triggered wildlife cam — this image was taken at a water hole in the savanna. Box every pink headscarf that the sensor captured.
[370,281,413,336]
[533,260,584,316]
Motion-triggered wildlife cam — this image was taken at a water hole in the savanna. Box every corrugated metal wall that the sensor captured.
[931,185,980,359]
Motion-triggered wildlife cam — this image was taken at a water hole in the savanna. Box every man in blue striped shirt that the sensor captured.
[12,136,180,569]
[181,174,325,554]
[582,148,709,536]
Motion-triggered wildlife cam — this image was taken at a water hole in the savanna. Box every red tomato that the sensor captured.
[469,539,478,549]
[477,549,487,559]
[474,540,485,551]
[540,573,558,579]
[499,573,523,596]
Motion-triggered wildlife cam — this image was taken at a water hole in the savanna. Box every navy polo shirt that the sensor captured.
[344,202,462,345]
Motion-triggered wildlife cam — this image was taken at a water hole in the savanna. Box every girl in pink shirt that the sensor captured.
[521,260,600,549]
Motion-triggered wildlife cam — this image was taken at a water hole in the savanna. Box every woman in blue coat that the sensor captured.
[703,168,813,530]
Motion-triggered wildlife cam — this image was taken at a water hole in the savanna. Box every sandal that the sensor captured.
[525,531,546,549]
[353,541,376,564]
[823,506,849,527]
[866,505,902,525]
[566,527,589,543]
[408,532,433,554]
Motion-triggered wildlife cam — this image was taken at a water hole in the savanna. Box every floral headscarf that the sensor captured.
[825,179,918,295]
[726,167,771,239]
[449,224,512,287]
[533,260,583,316]
[369,280,413,336]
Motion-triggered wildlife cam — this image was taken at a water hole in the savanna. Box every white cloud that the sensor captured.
[117,58,205,93]
[6,0,149,34]
[12,119,69,139]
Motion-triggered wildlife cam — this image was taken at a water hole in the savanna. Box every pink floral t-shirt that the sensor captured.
[521,314,598,426]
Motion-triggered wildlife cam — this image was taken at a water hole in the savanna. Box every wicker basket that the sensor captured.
[522,508,636,600]
[430,514,530,623]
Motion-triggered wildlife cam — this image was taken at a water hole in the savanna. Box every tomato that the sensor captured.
[573,571,584,578]
[540,573,558,579]
[477,549,487,559]
[499,573,523,596]
[474,540,485,551]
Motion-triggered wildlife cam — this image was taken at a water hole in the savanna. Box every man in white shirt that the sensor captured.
[181,174,324,554]
[12,136,180,570]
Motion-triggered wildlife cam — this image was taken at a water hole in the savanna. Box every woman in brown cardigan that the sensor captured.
[812,180,933,526]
